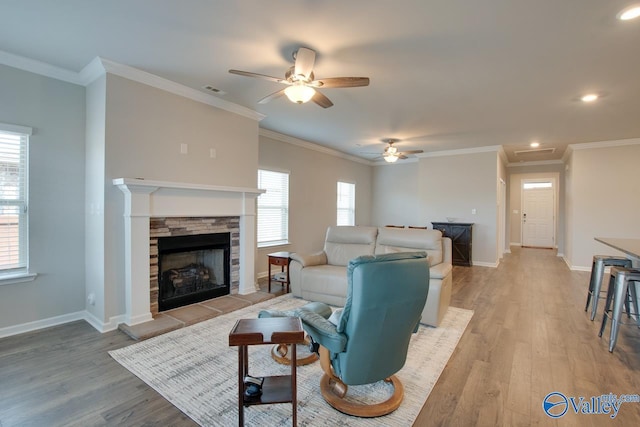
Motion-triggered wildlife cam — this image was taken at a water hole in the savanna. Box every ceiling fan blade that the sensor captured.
[398,154,408,159]
[229,69,288,84]
[312,90,333,108]
[399,150,424,155]
[294,47,316,80]
[312,77,370,88]
[257,88,286,104]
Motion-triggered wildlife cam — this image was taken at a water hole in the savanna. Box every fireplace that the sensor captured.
[149,216,241,316]
[114,178,263,326]
[157,232,230,311]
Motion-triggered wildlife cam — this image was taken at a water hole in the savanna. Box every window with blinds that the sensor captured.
[0,124,30,274]
[257,169,289,247]
[337,181,355,226]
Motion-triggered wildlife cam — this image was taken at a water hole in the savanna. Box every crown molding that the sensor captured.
[259,128,373,165]
[0,49,83,85]
[568,137,640,151]
[418,145,503,158]
[563,137,640,162]
[83,57,265,122]
[0,50,264,122]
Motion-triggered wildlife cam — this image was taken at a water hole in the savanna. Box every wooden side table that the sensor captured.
[268,251,291,293]
[228,317,304,426]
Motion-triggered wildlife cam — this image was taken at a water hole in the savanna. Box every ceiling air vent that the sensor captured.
[202,85,227,95]
[514,148,556,156]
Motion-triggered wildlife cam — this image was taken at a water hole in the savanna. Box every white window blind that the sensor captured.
[337,181,355,226]
[257,169,289,247]
[0,125,30,273]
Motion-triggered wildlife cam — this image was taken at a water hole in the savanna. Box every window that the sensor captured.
[0,123,33,282]
[523,182,552,189]
[337,181,355,226]
[257,169,289,247]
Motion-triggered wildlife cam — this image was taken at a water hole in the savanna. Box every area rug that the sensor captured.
[109,294,473,426]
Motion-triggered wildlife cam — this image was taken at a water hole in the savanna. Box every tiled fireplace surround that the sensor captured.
[114,178,264,326]
[149,216,240,316]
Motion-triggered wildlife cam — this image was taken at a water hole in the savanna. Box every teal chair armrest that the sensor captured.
[297,307,347,354]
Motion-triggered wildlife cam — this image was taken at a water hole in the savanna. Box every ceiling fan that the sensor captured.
[380,139,423,163]
[229,47,369,108]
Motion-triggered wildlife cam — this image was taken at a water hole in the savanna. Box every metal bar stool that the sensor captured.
[598,266,640,352]
[585,255,632,321]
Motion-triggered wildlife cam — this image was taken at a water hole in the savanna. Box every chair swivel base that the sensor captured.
[270,336,318,366]
[320,373,404,418]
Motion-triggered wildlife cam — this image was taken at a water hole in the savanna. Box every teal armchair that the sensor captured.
[297,252,430,417]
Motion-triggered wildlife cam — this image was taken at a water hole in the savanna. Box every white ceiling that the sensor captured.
[2,1,639,163]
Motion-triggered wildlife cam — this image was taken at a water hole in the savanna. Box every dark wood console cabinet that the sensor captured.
[431,222,473,266]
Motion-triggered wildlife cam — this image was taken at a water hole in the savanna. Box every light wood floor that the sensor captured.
[1,247,639,426]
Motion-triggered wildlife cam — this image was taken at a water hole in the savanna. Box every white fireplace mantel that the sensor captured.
[114,178,265,326]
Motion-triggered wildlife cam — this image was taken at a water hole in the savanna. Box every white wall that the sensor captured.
[0,65,86,329]
[564,141,640,269]
[256,132,372,276]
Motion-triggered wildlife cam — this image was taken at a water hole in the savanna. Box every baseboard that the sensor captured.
[257,270,269,279]
[561,256,591,271]
[0,310,131,339]
[84,311,128,333]
[0,310,86,339]
[471,261,499,268]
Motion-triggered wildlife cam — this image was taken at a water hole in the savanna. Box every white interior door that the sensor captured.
[522,181,555,248]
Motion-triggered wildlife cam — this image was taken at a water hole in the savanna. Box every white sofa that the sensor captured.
[289,226,453,327]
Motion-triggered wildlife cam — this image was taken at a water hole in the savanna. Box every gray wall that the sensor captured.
[256,133,372,276]
[564,142,640,268]
[419,151,498,266]
[89,73,260,324]
[371,150,501,266]
[371,162,421,227]
[0,65,86,329]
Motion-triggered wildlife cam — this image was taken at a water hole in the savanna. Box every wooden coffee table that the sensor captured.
[228,317,305,426]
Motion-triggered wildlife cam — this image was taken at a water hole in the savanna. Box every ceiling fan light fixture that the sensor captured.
[581,93,599,103]
[285,83,315,104]
[384,154,399,163]
[618,5,640,20]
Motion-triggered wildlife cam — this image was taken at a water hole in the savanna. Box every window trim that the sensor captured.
[336,180,356,226]
[0,122,36,285]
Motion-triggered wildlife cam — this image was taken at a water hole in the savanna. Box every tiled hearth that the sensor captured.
[119,278,286,340]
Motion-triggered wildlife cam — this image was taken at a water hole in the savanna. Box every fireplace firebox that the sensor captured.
[157,232,231,311]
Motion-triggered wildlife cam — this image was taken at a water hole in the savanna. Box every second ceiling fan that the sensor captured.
[380,139,423,163]
[229,47,370,108]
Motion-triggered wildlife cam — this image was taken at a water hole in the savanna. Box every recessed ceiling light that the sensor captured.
[581,93,599,103]
[618,5,640,20]
[530,142,540,148]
